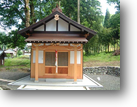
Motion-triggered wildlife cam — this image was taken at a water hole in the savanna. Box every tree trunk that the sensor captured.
[24,0,30,27]
[85,46,89,55]
[105,46,106,52]
[100,45,102,53]
[77,0,80,24]
[114,39,115,51]
[117,40,119,50]
[85,49,89,55]
[30,0,36,24]
[108,43,109,52]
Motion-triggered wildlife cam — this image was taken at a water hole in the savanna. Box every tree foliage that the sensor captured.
[0,0,120,55]
[103,9,110,28]
[107,0,120,13]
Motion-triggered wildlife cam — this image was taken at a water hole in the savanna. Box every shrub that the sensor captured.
[6,53,11,58]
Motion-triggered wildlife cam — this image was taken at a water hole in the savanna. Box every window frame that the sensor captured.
[45,52,56,66]
[58,52,68,67]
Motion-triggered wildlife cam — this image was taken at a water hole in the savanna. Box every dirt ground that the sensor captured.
[0,72,120,90]
[86,74,120,90]
[0,61,120,90]
[0,66,30,73]
[84,61,120,67]
[0,71,30,90]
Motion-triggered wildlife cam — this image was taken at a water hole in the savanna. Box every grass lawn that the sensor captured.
[4,55,30,68]
[0,55,30,72]
[84,52,120,62]
[0,52,120,71]
[83,52,120,67]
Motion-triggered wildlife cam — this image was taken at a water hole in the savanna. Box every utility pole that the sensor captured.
[77,0,80,24]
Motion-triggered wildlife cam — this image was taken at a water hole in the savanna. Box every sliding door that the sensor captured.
[58,52,68,74]
[45,52,68,74]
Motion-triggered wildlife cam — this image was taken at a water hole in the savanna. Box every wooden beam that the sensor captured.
[56,20,58,32]
[74,45,77,82]
[68,23,70,31]
[35,45,39,82]
[30,28,33,33]
[26,33,31,37]
[84,33,89,38]
[44,23,46,31]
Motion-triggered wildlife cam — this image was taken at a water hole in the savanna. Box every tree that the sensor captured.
[103,9,110,28]
[0,0,103,55]
[102,9,111,52]
[0,30,26,57]
[0,32,9,50]
[7,30,26,49]
[77,0,80,24]
[61,0,77,20]
[0,0,57,29]
[109,13,120,50]
[107,0,120,13]
[24,0,30,27]
[0,0,57,50]
[80,0,103,55]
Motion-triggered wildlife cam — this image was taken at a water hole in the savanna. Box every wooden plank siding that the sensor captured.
[30,43,83,79]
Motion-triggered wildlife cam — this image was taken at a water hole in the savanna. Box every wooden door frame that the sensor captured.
[44,50,69,75]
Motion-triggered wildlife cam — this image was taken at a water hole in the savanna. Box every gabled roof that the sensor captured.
[25,35,88,43]
[18,6,97,42]
[4,49,15,54]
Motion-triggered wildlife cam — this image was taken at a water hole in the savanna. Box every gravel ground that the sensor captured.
[0,71,30,90]
[0,71,120,90]
[86,74,120,90]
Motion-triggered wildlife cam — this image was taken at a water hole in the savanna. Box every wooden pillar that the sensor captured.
[74,45,77,82]
[35,45,39,82]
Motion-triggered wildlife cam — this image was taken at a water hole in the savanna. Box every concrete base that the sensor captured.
[18,85,86,90]
[30,78,82,82]
[34,80,39,83]
[73,82,77,84]
[8,74,103,90]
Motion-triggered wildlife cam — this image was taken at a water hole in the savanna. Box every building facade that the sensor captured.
[18,6,96,82]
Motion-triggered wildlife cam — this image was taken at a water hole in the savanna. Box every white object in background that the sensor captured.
[33,51,35,63]
[33,51,43,63]
[58,19,68,31]
[77,51,81,64]
[46,19,56,31]
[70,51,81,64]
[38,51,43,63]
[55,50,58,73]
[97,77,101,81]
[34,25,44,31]
[2,60,3,65]
[70,51,74,64]
[70,25,81,31]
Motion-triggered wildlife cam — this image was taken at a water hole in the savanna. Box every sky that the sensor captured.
[0,0,117,33]
[98,0,117,16]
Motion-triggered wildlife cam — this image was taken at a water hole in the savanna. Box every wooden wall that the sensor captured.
[31,43,83,79]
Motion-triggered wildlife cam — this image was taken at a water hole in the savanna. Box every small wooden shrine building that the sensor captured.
[18,6,96,82]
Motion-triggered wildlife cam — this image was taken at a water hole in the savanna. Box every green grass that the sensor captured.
[83,52,120,62]
[4,55,30,68]
[3,53,120,68]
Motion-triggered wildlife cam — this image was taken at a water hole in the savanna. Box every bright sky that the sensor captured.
[0,0,117,33]
[98,0,117,16]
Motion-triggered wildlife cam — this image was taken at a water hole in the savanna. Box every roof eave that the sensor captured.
[18,11,97,38]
